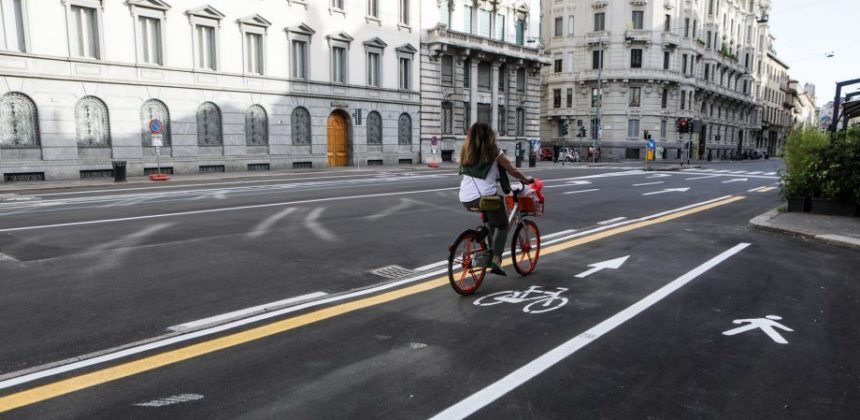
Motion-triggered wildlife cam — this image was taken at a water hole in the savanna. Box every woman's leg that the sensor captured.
[485,200,509,264]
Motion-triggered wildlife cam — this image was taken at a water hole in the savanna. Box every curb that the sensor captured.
[749,208,860,250]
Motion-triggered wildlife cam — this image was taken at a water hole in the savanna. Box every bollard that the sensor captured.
[112,161,127,183]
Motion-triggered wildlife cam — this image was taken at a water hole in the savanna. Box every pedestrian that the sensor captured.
[458,122,534,276]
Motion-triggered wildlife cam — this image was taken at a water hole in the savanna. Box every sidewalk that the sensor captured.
[750,209,860,249]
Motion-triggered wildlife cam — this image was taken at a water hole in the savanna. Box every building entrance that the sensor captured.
[327,111,349,167]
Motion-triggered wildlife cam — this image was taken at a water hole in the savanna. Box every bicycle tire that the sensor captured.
[511,219,541,276]
[447,230,488,296]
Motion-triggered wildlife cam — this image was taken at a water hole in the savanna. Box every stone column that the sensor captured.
[491,60,501,131]
[470,59,478,126]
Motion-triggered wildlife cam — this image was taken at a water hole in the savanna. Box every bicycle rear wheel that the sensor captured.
[511,220,541,275]
[448,231,488,295]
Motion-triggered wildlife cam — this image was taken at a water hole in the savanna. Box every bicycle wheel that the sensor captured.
[511,220,541,276]
[448,231,488,295]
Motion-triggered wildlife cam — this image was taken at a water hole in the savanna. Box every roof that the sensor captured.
[766,52,790,70]
[842,99,860,122]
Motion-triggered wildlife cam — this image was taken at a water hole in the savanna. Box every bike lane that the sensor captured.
[5,195,847,419]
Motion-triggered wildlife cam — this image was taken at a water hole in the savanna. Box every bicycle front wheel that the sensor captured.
[511,220,541,276]
[448,231,488,295]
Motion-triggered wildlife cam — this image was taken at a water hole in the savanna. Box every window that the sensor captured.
[498,64,506,91]
[664,14,670,33]
[366,111,382,144]
[478,9,491,37]
[516,68,525,93]
[463,6,473,33]
[515,18,525,45]
[707,31,712,49]
[591,88,601,107]
[554,59,562,73]
[400,0,410,25]
[463,102,470,134]
[332,46,347,83]
[188,6,225,71]
[331,0,344,10]
[137,16,162,64]
[663,51,670,70]
[704,64,710,81]
[682,54,687,74]
[592,50,603,69]
[632,11,644,30]
[197,102,222,146]
[661,88,668,108]
[553,89,561,108]
[399,56,411,90]
[441,102,453,134]
[660,119,667,139]
[568,15,574,35]
[195,24,217,70]
[495,14,505,40]
[141,99,169,147]
[398,113,411,145]
[0,92,38,147]
[292,40,307,79]
[593,12,605,31]
[245,32,264,74]
[515,108,524,136]
[367,52,380,86]
[69,4,100,59]
[629,87,641,107]
[566,88,573,108]
[692,20,697,38]
[439,0,451,27]
[291,107,311,145]
[477,62,490,90]
[477,104,491,124]
[75,96,109,147]
[245,105,268,146]
[684,17,689,37]
[680,91,686,110]
[0,0,27,52]
[463,58,471,87]
[627,119,640,139]
[367,0,378,18]
[441,55,453,86]
[631,49,642,68]
[554,17,562,37]
[497,105,505,133]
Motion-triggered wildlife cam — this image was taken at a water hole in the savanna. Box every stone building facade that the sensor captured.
[541,0,774,160]
[418,0,545,163]
[758,49,791,155]
[0,0,421,181]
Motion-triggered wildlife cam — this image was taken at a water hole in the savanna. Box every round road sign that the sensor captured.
[430,136,438,146]
[149,119,163,134]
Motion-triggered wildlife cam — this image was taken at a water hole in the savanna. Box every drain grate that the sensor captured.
[370,265,416,280]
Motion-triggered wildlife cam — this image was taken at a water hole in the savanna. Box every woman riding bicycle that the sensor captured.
[458,122,533,277]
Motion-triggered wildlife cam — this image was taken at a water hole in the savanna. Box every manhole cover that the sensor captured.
[371,265,416,280]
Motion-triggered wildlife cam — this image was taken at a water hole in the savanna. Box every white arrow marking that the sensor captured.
[722,178,748,184]
[575,256,630,278]
[565,180,593,185]
[642,188,690,196]
[646,174,671,179]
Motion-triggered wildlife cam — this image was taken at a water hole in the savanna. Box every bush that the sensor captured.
[825,128,860,203]
[781,128,829,198]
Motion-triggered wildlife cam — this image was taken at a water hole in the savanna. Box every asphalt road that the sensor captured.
[0,160,857,419]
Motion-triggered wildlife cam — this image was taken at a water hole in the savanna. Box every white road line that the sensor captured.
[729,171,748,174]
[364,198,412,221]
[304,207,338,242]
[685,175,720,180]
[541,229,579,240]
[430,243,751,420]
[0,252,19,262]
[134,393,204,407]
[715,170,733,173]
[168,292,328,332]
[597,217,627,225]
[722,178,748,184]
[0,187,459,233]
[646,174,671,179]
[0,195,739,391]
[764,172,777,176]
[563,189,600,195]
[246,208,296,239]
[633,181,664,187]
[747,171,763,175]
[747,187,766,192]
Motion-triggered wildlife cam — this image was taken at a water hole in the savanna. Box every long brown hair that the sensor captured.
[459,122,498,166]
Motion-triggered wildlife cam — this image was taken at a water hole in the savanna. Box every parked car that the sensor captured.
[558,147,579,162]
[540,147,554,161]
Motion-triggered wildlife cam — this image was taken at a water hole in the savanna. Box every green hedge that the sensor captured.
[782,127,860,204]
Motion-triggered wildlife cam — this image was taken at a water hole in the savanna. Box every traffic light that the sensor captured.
[559,119,569,136]
[643,130,651,140]
[579,126,586,138]
[677,118,690,133]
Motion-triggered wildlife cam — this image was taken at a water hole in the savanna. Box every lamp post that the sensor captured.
[594,35,604,163]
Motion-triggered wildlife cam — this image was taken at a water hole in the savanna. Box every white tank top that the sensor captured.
[459,158,500,202]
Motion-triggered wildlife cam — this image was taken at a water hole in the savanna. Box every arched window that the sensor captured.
[366,111,382,144]
[291,106,311,145]
[75,96,110,147]
[397,113,411,145]
[0,92,39,147]
[245,105,268,146]
[141,99,171,146]
[197,102,222,146]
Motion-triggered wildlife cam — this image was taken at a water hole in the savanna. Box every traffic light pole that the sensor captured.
[594,36,603,163]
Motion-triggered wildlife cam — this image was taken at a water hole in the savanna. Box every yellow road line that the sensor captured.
[0,195,745,413]
[757,187,777,193]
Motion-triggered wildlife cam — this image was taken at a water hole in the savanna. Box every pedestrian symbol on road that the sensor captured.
[722,315,794,344]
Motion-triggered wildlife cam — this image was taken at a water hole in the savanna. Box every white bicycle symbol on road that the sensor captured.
[473,286,568,314]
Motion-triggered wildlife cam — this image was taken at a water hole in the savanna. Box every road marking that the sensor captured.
[430,243,751,420]
[715,170,733,173]
[747,171,763,175]
[134,393,204,407]
[722,315,793,344]
[633,181,664,187]
[0,187,460,233]
[643,187,690,196]
[246,208,296,239]
[646,174,671,179]
[0,195,746,413]
[364,198,412,221]
[167,292,329,332]
[722,178,748,184]
[539,229,578,240]
[685,175,720,181]
[0,252,19,262]
[565,180,593,185]
[757,187,777,193]
[748,187,766,192]
[304,208,338,242]
[764,172,777,176]
[574,256,630,278]
[563,189,600,195]
[597,217,627,225]
[729,171,748,174]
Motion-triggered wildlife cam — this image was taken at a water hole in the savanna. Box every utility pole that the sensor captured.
[594,36,603,163]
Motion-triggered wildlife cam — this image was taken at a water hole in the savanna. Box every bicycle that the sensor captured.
[473,285,568,314]
[447,181,543,296]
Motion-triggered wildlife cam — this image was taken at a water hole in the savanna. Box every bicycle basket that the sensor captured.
[505,196,544,216]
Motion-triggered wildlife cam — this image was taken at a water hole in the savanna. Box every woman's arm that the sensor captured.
[496,153,533,183]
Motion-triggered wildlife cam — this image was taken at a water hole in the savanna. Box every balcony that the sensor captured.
[586,31,610,46]
[661,31,680,47]
[425,27,548,65]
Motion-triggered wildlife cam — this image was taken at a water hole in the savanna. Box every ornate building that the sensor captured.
[541,0,774,160]
[0,0,420,181]
[419,0,545,163]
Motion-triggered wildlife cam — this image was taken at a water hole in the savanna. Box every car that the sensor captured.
[539,147,554,161]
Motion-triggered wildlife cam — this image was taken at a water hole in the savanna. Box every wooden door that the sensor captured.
[327,112,348,167]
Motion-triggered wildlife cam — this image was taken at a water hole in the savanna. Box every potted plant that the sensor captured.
[781,128,830,212]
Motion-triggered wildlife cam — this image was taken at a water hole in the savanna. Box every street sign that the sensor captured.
[152,134,163,147]
[149,119,163,135]
[430,136,438,147]
[646,139,656,150]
